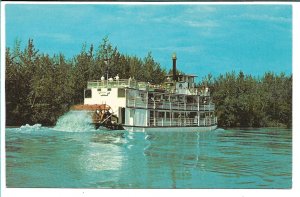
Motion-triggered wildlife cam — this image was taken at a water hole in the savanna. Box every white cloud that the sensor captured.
[230,13,291,23]
[184,20,219,28]
[37,33,73,43]
[184,5,217,15]
[112,5,220,30]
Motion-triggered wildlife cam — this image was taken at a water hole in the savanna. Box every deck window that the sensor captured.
[85,89,92,98]
[158,111,164,118]
[166,112,170,118]
[118,88,125,97]
[130,109,135,118]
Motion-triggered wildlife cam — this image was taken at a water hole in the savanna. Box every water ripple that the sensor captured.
[6,127,292,188]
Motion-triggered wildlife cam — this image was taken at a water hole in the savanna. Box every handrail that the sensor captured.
[126,99,215,111]
[87,79,139,89]
[86,79,211,96]
[149,117,217,127]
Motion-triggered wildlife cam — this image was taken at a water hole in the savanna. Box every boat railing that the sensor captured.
[127,99,215,111]
[87,79,139,89]
[198,91,210,97]
[137,82,149,90]
[87,79,213,97]
[186,104,199,111]
[198,117,217,126]
[127,99,147,108]
[149,117,217,127]
[199,104,215,111]
[189,88,198,95]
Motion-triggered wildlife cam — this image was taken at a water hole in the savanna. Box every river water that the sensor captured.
[6,112,292,188]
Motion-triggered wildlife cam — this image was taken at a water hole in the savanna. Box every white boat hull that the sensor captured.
[123,125,217,132]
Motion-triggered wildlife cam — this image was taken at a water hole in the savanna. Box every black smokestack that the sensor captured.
[172,53,177,81]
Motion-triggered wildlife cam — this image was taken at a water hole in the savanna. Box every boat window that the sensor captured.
[150,111,154,118]
[107,88,112,91]
[118,88,125,97]
[85,89,92,98]
[130,109,135,117]
[97,88,101,91]
[166,112,170,118]
[158,112,164,118]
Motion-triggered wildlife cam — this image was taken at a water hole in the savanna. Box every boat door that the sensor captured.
[118,107,125,124]
[129,109,135,125]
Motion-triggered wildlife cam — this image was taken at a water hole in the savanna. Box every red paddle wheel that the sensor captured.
[70,104,123,130]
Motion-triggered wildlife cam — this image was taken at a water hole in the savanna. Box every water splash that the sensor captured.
[18,124,42,132]
[53,110,95,132]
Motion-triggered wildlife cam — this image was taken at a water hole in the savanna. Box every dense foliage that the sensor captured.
[6,38,292,128]
[200,71,292,128]
[5,38,166,126]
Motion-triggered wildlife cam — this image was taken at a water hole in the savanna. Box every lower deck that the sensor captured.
[123,108,217,128]
[124,124,218,132]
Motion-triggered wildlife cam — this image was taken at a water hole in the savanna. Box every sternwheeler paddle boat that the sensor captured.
[72,54,217,132]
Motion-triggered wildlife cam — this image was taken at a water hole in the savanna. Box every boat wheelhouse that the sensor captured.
[81,54,217,132]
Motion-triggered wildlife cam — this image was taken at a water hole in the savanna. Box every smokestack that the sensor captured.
[172,53,177,81]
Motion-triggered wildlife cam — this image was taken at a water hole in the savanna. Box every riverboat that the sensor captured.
[73,54,217,132]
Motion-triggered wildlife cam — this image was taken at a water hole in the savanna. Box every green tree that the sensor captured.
[201,71,292,128]
[143,52,166,84]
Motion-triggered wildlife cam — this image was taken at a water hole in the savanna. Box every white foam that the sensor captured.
[53,110,95,132]
[18,124,42,131]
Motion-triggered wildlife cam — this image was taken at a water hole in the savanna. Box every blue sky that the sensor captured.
[5,4,292,81]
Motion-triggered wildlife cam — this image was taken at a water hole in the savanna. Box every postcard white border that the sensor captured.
[1,1,299,197]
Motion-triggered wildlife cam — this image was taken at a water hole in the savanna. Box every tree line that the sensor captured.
[200,71,292,128]
[5,37,166,126]
[5,37,292,128]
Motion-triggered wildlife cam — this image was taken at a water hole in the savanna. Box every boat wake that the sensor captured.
[18,124,42,132]
[53,110,96,132]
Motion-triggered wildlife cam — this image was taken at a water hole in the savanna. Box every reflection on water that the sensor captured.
[81,133,126,172]
[6,127,291,188]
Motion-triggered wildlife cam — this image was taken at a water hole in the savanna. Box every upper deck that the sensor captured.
[87,79,146,90]
[87,78,210,97]
[87,53,211,96]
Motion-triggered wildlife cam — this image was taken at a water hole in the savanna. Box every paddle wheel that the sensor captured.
[70,104,124,130]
